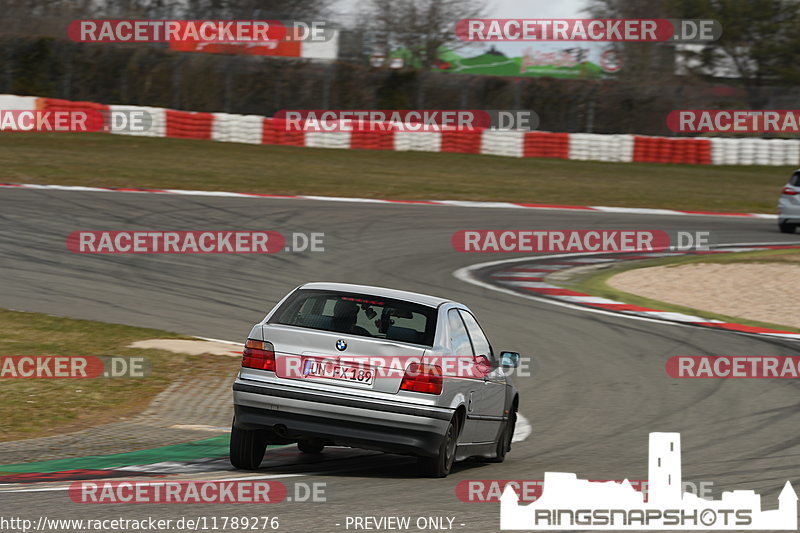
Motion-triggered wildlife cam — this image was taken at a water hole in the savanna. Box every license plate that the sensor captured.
[302,358,374,386]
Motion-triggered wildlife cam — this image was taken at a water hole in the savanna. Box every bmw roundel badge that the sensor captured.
[336,339,347,351]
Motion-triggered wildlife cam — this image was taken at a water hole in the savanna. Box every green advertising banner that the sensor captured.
[383,46,622,79]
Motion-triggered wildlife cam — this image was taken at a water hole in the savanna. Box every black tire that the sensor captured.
[779,221,797,234]
[418,417,459,478]
[229,418,267,470]
[489,410,516,463]
[297,439,325,454]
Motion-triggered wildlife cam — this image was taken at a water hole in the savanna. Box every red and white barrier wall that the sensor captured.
[2,94,799,166]
[1,94,39,111]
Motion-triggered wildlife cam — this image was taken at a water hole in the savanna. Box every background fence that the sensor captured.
[4,35,800,137]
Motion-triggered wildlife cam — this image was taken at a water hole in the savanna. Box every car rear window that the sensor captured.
[269,289,438,346]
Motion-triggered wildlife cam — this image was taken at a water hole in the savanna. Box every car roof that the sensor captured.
[298,282,455,308]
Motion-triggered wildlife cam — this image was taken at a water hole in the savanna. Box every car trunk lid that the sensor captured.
[261,324,427,395]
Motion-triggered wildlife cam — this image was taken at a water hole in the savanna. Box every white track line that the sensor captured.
[0,473,305,493]
[454,243,800,340]
[0,183,778,219]
[194,336,243,346]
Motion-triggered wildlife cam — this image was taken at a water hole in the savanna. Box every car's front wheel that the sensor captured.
[488,411,516,463]
[229,418,267,470]
[418,417,458,478]
[779,221,797,234]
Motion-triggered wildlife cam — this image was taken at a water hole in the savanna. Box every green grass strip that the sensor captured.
[0,435,231,473]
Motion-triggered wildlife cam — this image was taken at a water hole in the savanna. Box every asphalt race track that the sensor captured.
[1,187,800,532]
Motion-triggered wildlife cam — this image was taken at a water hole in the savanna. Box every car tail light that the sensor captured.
[400,363,443,394]
[242,339,275,371]
[782,186,798,196]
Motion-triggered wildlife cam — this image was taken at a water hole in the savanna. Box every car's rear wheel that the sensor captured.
[229,418,267,470]
[779,221,797,234]
[297,438,325,454]
[489,410,516,463]
[418,417,458,478]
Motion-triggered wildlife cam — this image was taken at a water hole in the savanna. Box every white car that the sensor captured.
[230,282,521,477]
[778,169,800,233]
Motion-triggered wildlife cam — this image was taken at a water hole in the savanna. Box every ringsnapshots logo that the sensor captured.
[500,432,797,530]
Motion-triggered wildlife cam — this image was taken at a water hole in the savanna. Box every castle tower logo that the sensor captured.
[500,433,797,530]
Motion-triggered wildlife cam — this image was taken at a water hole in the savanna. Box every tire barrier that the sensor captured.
[523,132,570,159]
[3,95,798,166]
[39,98,109,133]
[165,109,213,140]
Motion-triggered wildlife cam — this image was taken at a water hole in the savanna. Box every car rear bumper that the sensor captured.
[232,379,453,457]
[778,198,800,222]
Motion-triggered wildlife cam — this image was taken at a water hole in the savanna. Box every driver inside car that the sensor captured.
[332,299,371,336]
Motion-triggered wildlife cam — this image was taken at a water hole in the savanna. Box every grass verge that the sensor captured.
[552,249,800,333]
[0,309,239,442]
[0,132,792,213]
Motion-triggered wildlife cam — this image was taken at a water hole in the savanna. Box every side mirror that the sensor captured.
[500,351,521,368]
[473,354,492,377]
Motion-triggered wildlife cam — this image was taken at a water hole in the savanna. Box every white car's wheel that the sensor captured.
[297,439,325,454]
[229,417,267,470]
[489,410,516,463]
[418,417,458,478]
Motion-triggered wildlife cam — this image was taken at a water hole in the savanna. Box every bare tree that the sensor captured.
[361,0,487,69]
[589,0,800,108]
[0,0,98,35]
[175,0,333,19]
[676,0,800,108]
